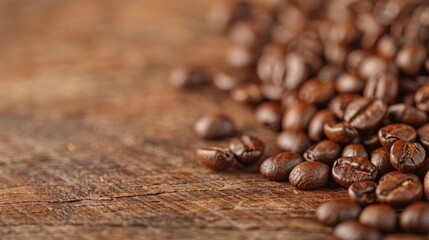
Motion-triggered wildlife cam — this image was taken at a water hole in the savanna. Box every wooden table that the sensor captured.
[0,1,347,239]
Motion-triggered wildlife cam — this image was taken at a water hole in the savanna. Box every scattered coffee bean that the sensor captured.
[390,140,426,172]
[194,113,236,139]
[213,69,250,91]
[277,130,312,153]
[344,97,387,130]
[418,124,429,150]
[400,202,429,234]
[170,66,210,88]
[342,143,368,159]
[323,122,359,144]
[364,73,398,103]
[230,82,264,105]
[260,152,303,181]
[308,109,336,142]
[348,181,377,206]
[359,204,396,233]
[304,140,340,165]
[282,100,317,131]
[298,78,335,104]
[255,102,282,131]
[229,135,264,166]
[336,72,365,94]
[334,220,382,240]
[328,94,359,120]
[415,84,429,112]
[388,103,428,127]
[196,147,235,170]
[396,41,427,76]
[289,161,329,190]
[370,147,394,176]
[316,200,361,226]
[378,123,417,148]
[332,157,378,187]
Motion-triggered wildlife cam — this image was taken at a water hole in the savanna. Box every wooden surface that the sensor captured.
[0,1,348,239]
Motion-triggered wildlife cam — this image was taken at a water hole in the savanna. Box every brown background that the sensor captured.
[0,1,346,239]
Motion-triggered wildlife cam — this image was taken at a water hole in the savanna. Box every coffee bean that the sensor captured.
[383,234,425,240]
[316,200,361,226]
[277,130,312,153]
[304,140,340,165]
[289,161,329,190]
[213,69,250,91]
[255,102,282,131]
[226,45,259,68]
[364,73,398,103]
[329,94,360,120]
[281,90,299,108]
[229,135,264,166]
[324,122,359,144]
[400,202,429,234]
[196,147,236,170]
[298,78,335,104]
[207,0,253,32]
[424,170,429,199]
[359,204,396,233]
[335,72,365,94]
[334,220,382,240]
[318,64,343,81]
[396,41,427,76]
[415,84,429,112]
[324,43,348,66]
[388,103,428,127]
[376,35,397,60]
[361,132,381,150]
[359,55,387,79]
[260,83,284,101]
[390,140,426,172]
[170,66,210,88]
[332,157,377,188]
[228,19,267,47]
[342,143,368,159]
[418,124,429,150]
[346,50,369,71]
[260,152,303,181]
[282,101,317,131]
[370,147,394,176]
[348,181,377,205]
[308,109,337,142]
[344,97,387,130]
[378,123,417,148]
[230,83,264,105]
[194,113,236,139]
[272,53,308,91]
[376,171,422,207]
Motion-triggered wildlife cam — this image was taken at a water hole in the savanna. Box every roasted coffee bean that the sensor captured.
[332,157,378,188]
[370,147,394,176]
[229,135,264,166]
[376,35,397,60]
[388,103,428,127]
[226,45,259,68]
[364,73,398,103]
[255,102,282,131]
[329,94,360,120]
[228,19,267,47]
[361,132,381,150]
[196,147,235,170]
[308,109,337,142]
[383,234,425,240]
[289,161,329,190]
[213,69,250,91]
[396,41,427,76]
[335,72,365,94]
[348,181,377,205]
[424,170,429,199]
[359,55,387,79]
[230,83,264,105]
[298,78,335,104]
[400,202,429,234]
[324,43,347,66]
[344,97,387,130]
[194,113,236,139]
[282,101,317,131]
[323,122,359,144]
[415,84,429,112]
[360,205,396,234]
[346,50,369,71]
[304,140,340,165]
[342,143,368,159]
[318,64,343,81]
[281,90,299,108]
[207,0,253,32]
[277,130,312,153]
[378,123,417,148]
[170,66,210,88]
[316,200,361,226]
[376,171,423,207]
[260,152,303,181]
[334,221,382,240]
[390,140,426,172]
[257,44,284,83]
[272,53,308,91]
[418,124,429,150]
[260,83,284,101]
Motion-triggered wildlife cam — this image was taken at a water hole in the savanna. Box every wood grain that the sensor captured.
[0,1,349,239]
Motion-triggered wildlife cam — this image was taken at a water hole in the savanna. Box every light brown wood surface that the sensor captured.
[0,1,348,239]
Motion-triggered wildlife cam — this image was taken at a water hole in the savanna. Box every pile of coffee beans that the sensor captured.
[173,0,429,238]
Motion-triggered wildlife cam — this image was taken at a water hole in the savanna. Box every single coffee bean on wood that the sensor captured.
[376,171,423,208]
[370,147,394,176]
[378,123,417,148]
[277,130,312,153]
[316,200,361,226]
[348,181,377,206]
[342,143,368,159]
[418,124,429,150]
[390,140,426,172]
[359,204,396,233]
[323,122,359,144]
[289,161,330,190]
[213,69,249,91]
[415,84,429,112]
[333,220,382,240]
[344,97,387,130]
[400,202,429,234]
[332,157,377,187]
[196,147,235,171]
[304,140,340,165]
[229,135,264,166]
[194,113,236,139]
[260,152,303,181]
[255,102,282,131]
[308,109,336,142]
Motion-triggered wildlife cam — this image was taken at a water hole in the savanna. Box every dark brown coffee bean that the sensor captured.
[418,124,429,150]
[257,45,284,83]
[170,66,210,88]
[281,90,299,108]
[255,102,282,131]
[361,132,381,150]
[424,170,429,199]
[390,140,426,172]
[376,171,423,208]
[289,161,329,190]
[194,113,236,139]
[304,140,340,165]
[230,83,264,105]
[196,147,235,171]
[376,35,397,60]
[336,72,365,94]
[277,130,311,154]
[334,221,382,240]
[207,0,253,32]
[342,143,368,159]
[298,78,335,105]
[378,123,417,149]
[344,97,387,130]
[324,122,359,144]
[316,200,361,226]
[260,152,303,181]
[346,50,369,71]
[260,83,284,101]
[359,55,387,79]
[308,109,337,142]
[359,204,396,233]
[229,135,264,166]
[272,53,308,91]
[388,103,428,127]
[400,202,429,234]
[383,234,425,240]
[415,84,429,112]
[370,147,394,176]
[364,73,398,103]
[348,181,377,206]
[318,64,343,81]
[282,101,317,131]
[332,157,378,188]
[213,69,250,91]
[396,41,427,76]
[329,94,360,120]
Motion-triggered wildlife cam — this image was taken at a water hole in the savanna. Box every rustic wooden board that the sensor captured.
[0,0,348,239]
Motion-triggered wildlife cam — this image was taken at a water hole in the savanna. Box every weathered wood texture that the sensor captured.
[0,1,348,239]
